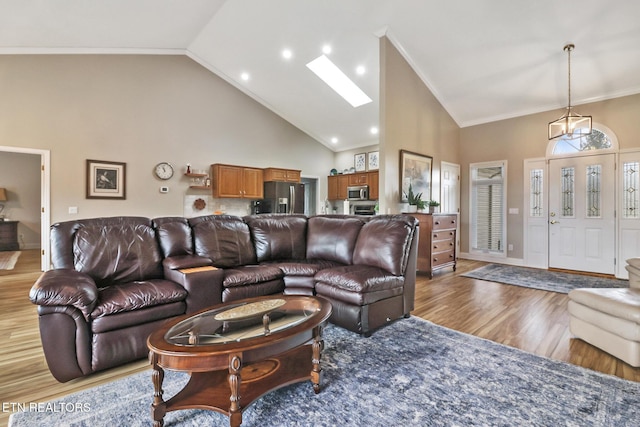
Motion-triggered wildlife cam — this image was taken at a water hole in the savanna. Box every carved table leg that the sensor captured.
[149,351,166,427]
[228,353,243,427]
[311,325,325,394]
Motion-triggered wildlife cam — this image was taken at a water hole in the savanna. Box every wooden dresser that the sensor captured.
[0,220,19,251]
[409,213,457,278]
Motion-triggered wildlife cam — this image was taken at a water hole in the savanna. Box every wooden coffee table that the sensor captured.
[147,295,332,427]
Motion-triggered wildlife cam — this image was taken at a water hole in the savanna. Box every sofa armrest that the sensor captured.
[163,254,212,271]
[29,269,99,319]
[163,266,225,313]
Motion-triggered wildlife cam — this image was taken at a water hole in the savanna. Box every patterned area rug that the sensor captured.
[0,251,20,270]
[9,317,640,427]
[463,263,629,293]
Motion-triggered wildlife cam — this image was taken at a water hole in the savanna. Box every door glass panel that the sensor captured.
[586,165,601,218]
[623,161,640,219]
[561,167,575,217]
[530,169,543,217]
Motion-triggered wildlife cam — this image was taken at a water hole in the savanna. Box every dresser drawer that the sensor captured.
[432,239,455,253]
[432,215,457,231]
[432,230,455,242]
[432,249,455,267]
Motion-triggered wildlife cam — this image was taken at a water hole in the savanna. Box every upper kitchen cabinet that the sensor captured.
[263,168,301,182]
[211,164,264,199]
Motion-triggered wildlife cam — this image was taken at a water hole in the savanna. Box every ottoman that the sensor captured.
[567,260,640,367]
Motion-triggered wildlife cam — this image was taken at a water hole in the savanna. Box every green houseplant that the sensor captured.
[404,184,423,213]
[427,200,440,213]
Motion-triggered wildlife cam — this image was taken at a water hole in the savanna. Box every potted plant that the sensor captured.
[428,200,440,213]
[404,184,422,213]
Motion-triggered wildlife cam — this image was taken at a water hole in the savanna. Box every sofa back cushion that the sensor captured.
[245,214,308,262]
[153,217,193,257]
[307,216,364,265]
[72,220,164,288]
[190,215,257,268]
[352,215,417,275]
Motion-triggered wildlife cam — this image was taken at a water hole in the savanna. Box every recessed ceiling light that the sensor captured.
[370,126,379,135]
[240,72,250,81]
[331,137,338,144]
[356,65,366,75]
[322,45,332,55]
[306,55,372,108]
[282,49,293,59]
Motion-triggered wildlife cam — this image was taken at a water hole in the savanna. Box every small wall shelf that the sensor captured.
[185,173,210,190]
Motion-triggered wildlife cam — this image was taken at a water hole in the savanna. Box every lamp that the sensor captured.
[548,43,592,140]
[0,187,6,219]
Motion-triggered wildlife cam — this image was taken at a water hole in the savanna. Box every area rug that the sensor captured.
[9,317,640,427]
[462,263,629,294]
[0,251,20,270]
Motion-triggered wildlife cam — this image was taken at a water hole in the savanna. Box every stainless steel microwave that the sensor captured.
[347,185,369,201]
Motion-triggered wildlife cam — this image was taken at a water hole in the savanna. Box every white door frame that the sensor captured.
[0,145,50,271]
[524,123,623,277]
[440,161,461,256]
[523,158,548,269]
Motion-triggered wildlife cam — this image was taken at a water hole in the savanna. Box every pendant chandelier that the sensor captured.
[548,43,592,140]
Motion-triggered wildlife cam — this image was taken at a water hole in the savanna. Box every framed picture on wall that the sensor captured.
[399,149,432,202]
[86,159,126,199]
[354,153,366,172]
[367,151,379,170]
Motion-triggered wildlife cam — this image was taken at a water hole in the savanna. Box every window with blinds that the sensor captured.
[471,161,506,255]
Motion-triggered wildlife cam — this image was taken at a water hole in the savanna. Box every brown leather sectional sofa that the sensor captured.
[29,214,419,382]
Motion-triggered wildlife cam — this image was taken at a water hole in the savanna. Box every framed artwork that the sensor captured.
[399,149,432,202]
[367,151,379,170]
[354,153,366,172]
[86,159,126,199]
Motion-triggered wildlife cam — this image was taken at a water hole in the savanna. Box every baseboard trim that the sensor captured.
[458,252,524,267]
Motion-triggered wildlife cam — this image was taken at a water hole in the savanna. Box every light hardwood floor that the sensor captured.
[1,250,638,427]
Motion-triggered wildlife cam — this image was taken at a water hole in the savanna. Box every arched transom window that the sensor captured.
[551,128,612,155]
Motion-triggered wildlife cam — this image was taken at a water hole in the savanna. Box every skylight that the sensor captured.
[306,55,372,108]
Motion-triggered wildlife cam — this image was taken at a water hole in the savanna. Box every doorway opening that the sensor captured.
[0,146,50,271]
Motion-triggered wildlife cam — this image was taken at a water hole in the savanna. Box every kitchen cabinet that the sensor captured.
[368,171,379,200]
[408,213,457,278]
[328,175,349,200]
[211,164,264,199]
[263,168,301,182]
[348,173,368,186]
[327,170,379,201]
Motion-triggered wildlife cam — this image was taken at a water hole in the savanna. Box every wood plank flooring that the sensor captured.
[1,251,638,427]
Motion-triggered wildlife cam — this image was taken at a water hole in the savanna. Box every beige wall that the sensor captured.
[379,37,460,215]
[0,55,334,223]
[459,93,640,259]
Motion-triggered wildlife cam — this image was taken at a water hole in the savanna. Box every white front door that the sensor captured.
[548,154,615,274]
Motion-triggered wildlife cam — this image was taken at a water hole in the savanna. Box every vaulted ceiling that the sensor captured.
[2,0,639,151]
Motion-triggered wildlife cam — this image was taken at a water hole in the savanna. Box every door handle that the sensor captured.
[550,220,559,224]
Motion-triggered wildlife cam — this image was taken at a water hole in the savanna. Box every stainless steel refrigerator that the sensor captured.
[262,182,305,214]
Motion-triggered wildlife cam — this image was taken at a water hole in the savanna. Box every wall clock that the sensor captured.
[154,162,174,180]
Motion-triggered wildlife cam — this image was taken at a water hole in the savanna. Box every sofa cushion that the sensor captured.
[223,265,284,287]
[265,259,343,276]
[191,215,257,268]
[315,265,404,294]
[91,279,187,319]
[306,216,364,265]
[155,219,193,257]
[352,215,416,275]
[73,223,164,288]
[245,214,308,262]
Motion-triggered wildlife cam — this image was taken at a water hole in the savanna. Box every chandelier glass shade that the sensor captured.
[548,44,592,140]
